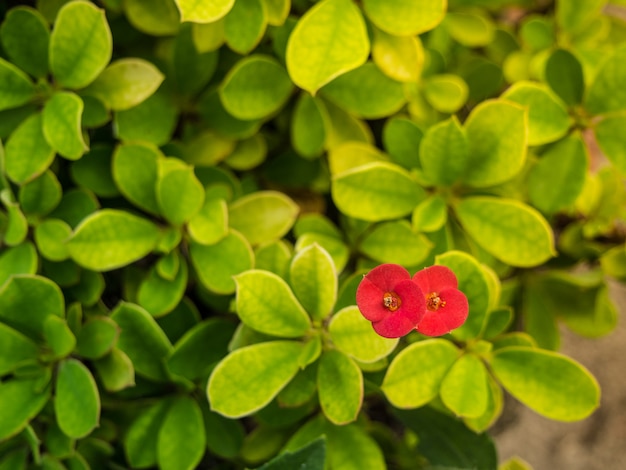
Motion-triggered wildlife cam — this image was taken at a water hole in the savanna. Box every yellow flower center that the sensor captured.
[383,292,401,312]
[426,292,446,311]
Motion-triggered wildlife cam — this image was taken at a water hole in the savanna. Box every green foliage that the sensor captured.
[0,0,624,468]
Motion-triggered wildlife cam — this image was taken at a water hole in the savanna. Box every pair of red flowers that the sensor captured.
[356,264,469,338]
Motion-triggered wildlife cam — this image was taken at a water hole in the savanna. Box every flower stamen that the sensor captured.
[426,292,446,311]
[383,292,401,312]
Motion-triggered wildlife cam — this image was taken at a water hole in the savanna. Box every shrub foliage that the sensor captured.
[0,0,625,469]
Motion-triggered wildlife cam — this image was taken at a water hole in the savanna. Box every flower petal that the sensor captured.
[413,265,458,293]
[372,313,416,338]
[416,288,469,337]
[364,263,411,292]
[356,275,389,322]
[394,279,426,325]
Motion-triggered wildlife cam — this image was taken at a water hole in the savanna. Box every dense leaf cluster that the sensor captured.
[0,0,625,469]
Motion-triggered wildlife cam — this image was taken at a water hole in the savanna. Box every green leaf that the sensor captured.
[545,48,584,106]
[188,192,228,245]
[0,377,51,441]
[255,239,292,278]
[291,93,327,158]
[49,1,112,89]
[556,0,605,36]
[323,99,373,148]
[167,318,236,380]
[202,406,245,459]
[502,81,571,146]
[284,415,386,470]
[440,353,489,418]
[0,242,37,287]
[455,197,556,267]
[520,15,554,51]
[4,112,54,184]
[171,24,218,96]
[257,437,325,470]
[156,162,204,225]
[463,100,527,187]
[295,233,349,275]
[93,348,135,392]
[318,350,363,425]
[138,257,188,317]
[34,219,72,262]
[382,117,423,170]
[124,0,180,36]
[0,58,35,111]
[0,322,39,375]
[445,11,495,47]
[320,62,406,119]
[0,7,49,79]
[114,90,178,146]
[112,142,162,215]
[0,448,28,469]
[67,209,161,271]
[381,339,459,408]
[42,92,87,160]
[586,46,626,116]
[437,250,493,341]
[396,407,498,470]
[220,55,293,120]
[464,372,504,433]
[175,0,234,22]
[328,141,387,175]
[289,244,337,321]
[261,0,290,26]
[110,302,173,382]
[419,116,467,186]
[528,132,588,214]
[49,188,99,228]
[331,162,422,222]
[84,59,164,111]
[482,307,513,339]
[1,190,28,246]
[76,317,119,359]
[123,399,170,468]
[43,316,76,359]
[363,0,445,36]
[190,230,254,294]
[197,92,260,140]
[328,306,398,363]
[286,0,369,94]
[359,220,431,266]
[192,20,226,52]
[412,194,447,233]
[490,347,600,421]
[157,396,206,470]
[208,340,303,417]
[224,134,267,170]
[234,269,311,338]
[0,274,64,340]
[372,28,423,83]
[18,170,62,217]
[70,145,119,198]
[422,74,469,114]
[228,191,299,245]
[595,115,626,174]
[223,0,266,54]
[55,359,100,438]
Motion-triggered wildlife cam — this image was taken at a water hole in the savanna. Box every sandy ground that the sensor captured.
[493,281,626,469]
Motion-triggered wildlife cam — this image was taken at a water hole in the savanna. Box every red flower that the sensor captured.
[356,264,425,338]
[412,265,469,337]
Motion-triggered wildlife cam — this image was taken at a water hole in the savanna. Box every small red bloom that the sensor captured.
[356,264,425,338]
[412,265,469,337]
